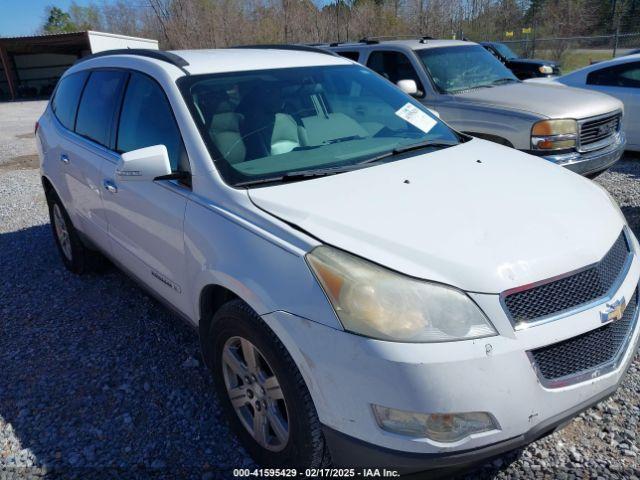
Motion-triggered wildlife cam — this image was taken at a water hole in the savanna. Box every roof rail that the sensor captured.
[357,35,435,44]
[231,44,339,57]
[74,48,190,74]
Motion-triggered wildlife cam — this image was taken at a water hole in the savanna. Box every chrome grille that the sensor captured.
[529,290,638,386]
[503,231,630,326]
[579,113,621,149]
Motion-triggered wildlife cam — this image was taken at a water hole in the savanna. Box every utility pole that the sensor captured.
[611,0,619,58]
[336,0,340,42]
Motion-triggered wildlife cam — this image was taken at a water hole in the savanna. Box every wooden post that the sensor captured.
[0,46,18,100]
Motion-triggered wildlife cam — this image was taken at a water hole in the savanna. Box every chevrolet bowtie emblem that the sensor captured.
[600,297,626,324]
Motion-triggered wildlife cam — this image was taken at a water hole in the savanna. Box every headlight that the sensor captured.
[306,246,497,342]
[538,65,554,74]
[531,119,577,150]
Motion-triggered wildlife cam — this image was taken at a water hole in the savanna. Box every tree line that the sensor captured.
[41,0,640,49]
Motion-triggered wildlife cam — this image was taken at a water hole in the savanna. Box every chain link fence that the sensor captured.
[493,33,640,72]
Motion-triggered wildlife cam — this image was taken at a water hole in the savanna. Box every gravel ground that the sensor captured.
[0,101,639,479]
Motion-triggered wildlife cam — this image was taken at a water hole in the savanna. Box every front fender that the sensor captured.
[184,197,342,330]
[433,98,539,150]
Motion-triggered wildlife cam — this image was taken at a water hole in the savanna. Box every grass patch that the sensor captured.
[533,49,614,73]
[560,51,613,73]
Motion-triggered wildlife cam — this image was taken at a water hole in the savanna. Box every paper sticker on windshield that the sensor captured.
[395,103,437,133]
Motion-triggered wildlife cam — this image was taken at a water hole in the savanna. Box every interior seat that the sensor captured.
[270,113,305,155]
[208,101,246,164]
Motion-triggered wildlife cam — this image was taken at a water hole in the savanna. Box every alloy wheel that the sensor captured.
[222,336,290,452]
[53,204,72,261]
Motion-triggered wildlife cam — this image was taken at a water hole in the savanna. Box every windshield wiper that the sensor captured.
[489,77,519,86]
[323,135,365,144]
[235,140,459,187]
[235,165,360,187]
[357,139,459,165]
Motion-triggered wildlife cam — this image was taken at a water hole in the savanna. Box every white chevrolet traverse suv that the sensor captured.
[36,47,640,473]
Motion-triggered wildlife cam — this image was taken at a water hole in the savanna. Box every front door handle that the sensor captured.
[60,154,69,164]
[103,179,118,194]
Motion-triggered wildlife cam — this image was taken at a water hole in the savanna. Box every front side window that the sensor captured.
[417,45,518,94]
[179,65,460,187]
[492,43,518,60]
[51,71,89,130]
[587,62,640,88]
[117,72,188,172]
[76,70,128,147]
[366,51,424,92]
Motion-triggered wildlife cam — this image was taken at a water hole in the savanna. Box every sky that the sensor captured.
[0,0,334,38]
[1,0,102,37]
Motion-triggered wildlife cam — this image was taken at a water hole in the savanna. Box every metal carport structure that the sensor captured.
[0,31,158,101]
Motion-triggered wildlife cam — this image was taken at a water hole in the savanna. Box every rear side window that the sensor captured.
[51,71,89,130]
[116,72,187,172]
[587,62,640,88]
[76,70,128,147]
[367,51,424,92]
[337,51,360,61]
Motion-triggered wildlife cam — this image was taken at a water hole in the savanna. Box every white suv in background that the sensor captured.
[37,47,640,473]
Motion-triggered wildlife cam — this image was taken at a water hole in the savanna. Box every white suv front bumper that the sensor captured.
[262,249,640,471]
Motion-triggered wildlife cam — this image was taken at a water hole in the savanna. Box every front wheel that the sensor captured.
[206,300,331,468]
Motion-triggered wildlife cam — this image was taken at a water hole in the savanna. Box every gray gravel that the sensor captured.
[0,101,639,478]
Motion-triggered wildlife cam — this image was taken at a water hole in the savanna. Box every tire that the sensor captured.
[586,170,604,180]
[206,299,331,468]
[47,193,106,274]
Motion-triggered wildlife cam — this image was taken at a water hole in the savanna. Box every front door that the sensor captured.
[586,61,640,149]
[100,71,192,316]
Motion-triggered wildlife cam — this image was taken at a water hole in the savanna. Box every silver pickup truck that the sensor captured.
[326,38,625,177]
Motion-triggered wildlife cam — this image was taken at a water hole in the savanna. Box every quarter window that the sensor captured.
[117,73,187,172]
[336,51,360,61]
[366,51,424,93]
[51,71,89,130]
[76,70,128,147]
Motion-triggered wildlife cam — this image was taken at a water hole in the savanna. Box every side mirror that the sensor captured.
[397,79,420,97]
[117,145,172,182]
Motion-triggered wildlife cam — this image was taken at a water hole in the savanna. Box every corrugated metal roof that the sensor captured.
[0,31,87,41]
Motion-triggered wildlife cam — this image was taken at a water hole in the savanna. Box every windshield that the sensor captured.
[493,43,518,60]
[178,65,459,186]
[417,45,518,94]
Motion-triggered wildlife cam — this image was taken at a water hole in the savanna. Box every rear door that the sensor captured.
[47,71,89,219]
[100,71,192,315]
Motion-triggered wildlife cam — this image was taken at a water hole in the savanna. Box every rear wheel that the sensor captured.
[47,193,106,274]
[206,300,331,468]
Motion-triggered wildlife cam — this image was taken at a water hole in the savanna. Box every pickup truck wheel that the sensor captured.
[207,300,331,468]
[47,195,106,274]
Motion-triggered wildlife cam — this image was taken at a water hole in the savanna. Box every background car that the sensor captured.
[326,38,625,177]
[527,54,639,152]
[480,41,560,79]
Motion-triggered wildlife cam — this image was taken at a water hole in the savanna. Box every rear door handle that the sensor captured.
[103,179,118,194]
[60,154,69,164]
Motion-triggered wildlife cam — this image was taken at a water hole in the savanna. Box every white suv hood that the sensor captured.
[249,139,624,293]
